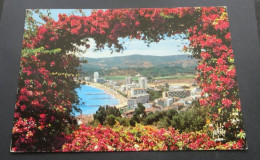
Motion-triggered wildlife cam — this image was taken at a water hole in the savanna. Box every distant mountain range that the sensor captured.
[80,54,197,69]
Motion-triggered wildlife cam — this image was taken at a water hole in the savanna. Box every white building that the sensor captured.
[166,97,173,107]
[125,77,132,85]
[155,97,173,108]
[127,99,137,108]
[84,77,91,81]
[143,103,152,109]
[120,85,127,92]
[128,88,150,108]
[125,83,140,91]
[93,72,99,82]
[165,89,191,98]
[138,77,147,89]
[130,88,147,97]
[136,73,142,77]
[127,95,150,108]
[96,78,105,83]
[136,94,149,104]
[109,80,114,86]
[156,98,167,108]
[113,81,118,86]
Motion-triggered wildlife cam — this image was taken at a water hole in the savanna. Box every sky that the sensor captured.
[30,9,191,58]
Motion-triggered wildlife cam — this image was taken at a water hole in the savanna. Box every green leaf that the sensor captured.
[21,47,62,57]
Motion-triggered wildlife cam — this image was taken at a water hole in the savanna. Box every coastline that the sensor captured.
[84,82,127,109]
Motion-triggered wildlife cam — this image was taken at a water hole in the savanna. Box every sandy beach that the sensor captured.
[85,82,127,109]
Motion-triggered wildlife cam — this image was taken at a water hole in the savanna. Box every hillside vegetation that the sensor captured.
[80,54,197,77]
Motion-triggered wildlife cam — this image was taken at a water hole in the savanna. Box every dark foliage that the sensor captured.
[94,105,121,125]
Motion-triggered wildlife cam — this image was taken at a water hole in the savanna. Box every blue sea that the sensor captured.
[74,85,119,116]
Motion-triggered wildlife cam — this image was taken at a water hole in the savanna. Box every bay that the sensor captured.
[74,85,119,116]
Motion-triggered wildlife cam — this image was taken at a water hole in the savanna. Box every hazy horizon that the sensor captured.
[77,37,191,58]
[82,53,190,59]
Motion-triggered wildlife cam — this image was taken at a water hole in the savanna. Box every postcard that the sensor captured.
[11,7,247,152]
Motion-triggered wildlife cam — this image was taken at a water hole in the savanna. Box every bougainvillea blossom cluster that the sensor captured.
[62,124,245,152]
[12,49,80,151]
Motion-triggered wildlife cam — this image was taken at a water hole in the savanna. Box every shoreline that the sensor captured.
[83,82,127,109]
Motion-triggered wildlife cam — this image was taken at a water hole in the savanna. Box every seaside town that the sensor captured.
[76,71,202,124]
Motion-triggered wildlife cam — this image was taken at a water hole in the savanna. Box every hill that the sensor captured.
[80,54,197,69]
[79,54,197,78]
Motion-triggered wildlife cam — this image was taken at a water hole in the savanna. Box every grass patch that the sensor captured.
[154,74,195,80]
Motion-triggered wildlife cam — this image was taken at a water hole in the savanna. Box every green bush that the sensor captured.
[94,105,121,125]
[144,109,177,125]
[129,119,136,126]
[106,115,117,126]
[143,100,209,132]
[157,117,171,129]
[117,117,129,126]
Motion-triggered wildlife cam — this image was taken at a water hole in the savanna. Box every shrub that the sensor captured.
[143,101,209,132]
[117,117,129,126]
[94,106,121,125]
[106,115,117,126]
